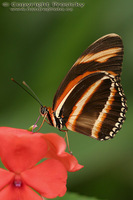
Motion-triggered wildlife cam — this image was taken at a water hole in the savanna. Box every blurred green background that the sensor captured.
[0,0,133,199]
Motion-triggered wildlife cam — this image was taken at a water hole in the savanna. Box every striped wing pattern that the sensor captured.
[53,34,123,111]
[65,73,127,140]
[52,34,127,140]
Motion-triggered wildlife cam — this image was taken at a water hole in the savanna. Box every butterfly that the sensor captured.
[39,34,127,140]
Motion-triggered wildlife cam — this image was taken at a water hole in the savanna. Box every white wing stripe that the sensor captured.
[91,81,115,138]
[67,76,110,130]
[55,84,77,118]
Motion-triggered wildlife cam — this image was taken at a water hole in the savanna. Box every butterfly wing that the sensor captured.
[53,33,123,112]
[63,72,127,140]
[52,34,127,140]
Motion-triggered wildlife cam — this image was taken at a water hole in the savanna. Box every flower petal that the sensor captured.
[42,133,66,155]
[0,127,48,172]
[0,183,43,200]
[45,149,83,172]
[42,133,83,172]
[0,168,14,190]
[55,152,84,172]
[21,159,67,199]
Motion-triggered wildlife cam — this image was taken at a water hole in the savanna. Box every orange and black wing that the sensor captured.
[52,34,127,140]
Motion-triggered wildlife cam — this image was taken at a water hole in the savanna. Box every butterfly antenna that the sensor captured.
[11,78,43,106]
[22,81,43,106]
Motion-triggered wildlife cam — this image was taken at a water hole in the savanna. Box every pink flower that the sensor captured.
[0,127,83,199]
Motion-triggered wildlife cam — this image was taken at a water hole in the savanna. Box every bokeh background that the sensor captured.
[0,0,133,199]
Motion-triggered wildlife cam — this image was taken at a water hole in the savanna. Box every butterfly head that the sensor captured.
[40,105,48,117]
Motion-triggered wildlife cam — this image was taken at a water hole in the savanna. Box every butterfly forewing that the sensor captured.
[53,33,123,112]
[51,33,127,140]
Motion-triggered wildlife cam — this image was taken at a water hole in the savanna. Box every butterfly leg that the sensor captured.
[60,129,73,155]
[35,115,49,132]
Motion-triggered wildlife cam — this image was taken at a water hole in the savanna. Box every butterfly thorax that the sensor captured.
[40,106,64,130]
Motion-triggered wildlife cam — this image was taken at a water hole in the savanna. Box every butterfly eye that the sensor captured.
[40,106,48,116]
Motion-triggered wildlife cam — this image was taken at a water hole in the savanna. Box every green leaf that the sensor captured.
[54,192,101,200]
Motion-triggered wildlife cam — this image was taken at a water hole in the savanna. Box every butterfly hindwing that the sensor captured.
[57,72,126,140]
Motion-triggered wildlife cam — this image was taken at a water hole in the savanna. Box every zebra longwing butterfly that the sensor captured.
[40,33,127,141]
